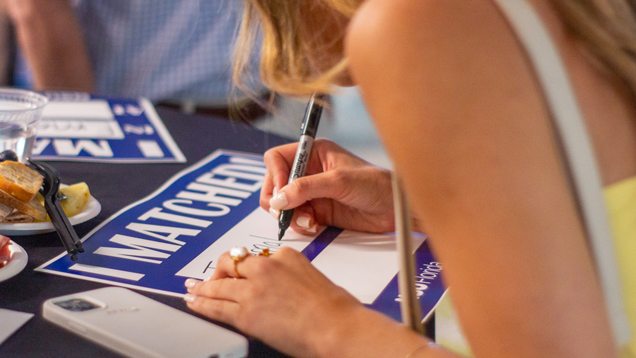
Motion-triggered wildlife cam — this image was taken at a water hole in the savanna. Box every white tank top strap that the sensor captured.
[490,0,631,346]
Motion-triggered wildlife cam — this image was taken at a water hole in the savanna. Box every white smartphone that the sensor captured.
[42,287,248,358]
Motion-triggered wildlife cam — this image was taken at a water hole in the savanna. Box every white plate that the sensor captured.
[0,196,101,236]
[0,240,28,282]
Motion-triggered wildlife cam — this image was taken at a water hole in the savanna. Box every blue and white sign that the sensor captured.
[36,150,445,322]
[33,93,186,163]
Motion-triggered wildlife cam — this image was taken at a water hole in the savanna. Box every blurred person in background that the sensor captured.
[0,0,265,119]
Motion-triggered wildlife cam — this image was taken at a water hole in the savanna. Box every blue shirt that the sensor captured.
[17,0,261,104]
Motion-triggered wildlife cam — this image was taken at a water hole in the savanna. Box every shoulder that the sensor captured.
[345,0,512,76]
[343,0,544,136]
[343,0,537,118]
[346,0,496,40]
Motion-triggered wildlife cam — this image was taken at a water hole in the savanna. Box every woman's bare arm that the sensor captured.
[346,0,617,357]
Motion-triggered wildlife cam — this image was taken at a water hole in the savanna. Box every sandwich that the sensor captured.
[0,161,46,222]
[0,161,43,202]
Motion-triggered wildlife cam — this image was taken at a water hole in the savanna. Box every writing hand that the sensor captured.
[261,139,401,234]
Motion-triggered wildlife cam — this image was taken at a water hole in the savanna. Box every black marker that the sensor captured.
[278,93,324,240]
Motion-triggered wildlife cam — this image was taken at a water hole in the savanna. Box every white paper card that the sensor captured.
[0,308,33,345]
[42,100,114,121]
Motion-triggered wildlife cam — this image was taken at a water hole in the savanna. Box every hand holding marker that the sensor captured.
[278,93,324,240]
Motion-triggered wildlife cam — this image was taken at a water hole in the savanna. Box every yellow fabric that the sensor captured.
[605,176,636,358]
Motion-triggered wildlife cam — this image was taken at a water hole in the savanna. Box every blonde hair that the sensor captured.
[234,0,636,97]
[550,1,636,95]
[234,0,361,97]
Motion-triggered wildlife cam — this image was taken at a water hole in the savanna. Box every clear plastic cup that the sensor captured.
[0,88,48,162]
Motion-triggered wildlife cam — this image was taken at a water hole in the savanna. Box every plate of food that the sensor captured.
[0,183,101,236]
[0,236,28,282]
[0,161,100,236]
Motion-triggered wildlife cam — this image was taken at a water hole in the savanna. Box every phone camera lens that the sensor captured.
[55,299,99,312]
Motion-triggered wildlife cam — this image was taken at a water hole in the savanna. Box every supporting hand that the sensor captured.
[185,247,444,358]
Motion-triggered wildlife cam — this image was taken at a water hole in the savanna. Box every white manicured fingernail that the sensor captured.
[204,276,212,282]
[183,294,196,303]
[307,224,318,233]
[272,186,278,196]
[269,207,280,220]
[296,215,312,229]
[269,192,288,210]
[185,278,200,288]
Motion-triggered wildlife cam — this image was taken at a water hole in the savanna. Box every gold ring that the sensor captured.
[257,248,271,257]
[230,246,249,278]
